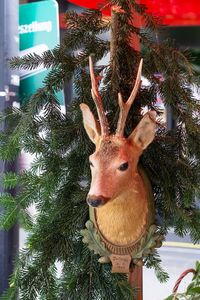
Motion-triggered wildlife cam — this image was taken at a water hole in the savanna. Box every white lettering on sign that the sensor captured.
[19,21,52,34]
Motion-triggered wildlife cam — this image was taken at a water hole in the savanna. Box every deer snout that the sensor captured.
[87,195,109,208]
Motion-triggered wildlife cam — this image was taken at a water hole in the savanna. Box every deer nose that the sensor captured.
[87,196,108,207]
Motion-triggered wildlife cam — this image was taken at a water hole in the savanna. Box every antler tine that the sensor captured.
[89,56,110,136]
[116,59,143,136]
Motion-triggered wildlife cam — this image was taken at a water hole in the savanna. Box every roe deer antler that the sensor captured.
[89,56,110,136]
[116,59,143,136]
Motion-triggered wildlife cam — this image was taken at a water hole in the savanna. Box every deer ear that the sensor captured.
[80,103,101,144]
[128,111,156,150]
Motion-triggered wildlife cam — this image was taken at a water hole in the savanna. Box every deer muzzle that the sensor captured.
[87,195,110,207]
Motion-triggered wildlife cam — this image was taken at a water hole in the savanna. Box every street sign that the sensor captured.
[19,0,64,107]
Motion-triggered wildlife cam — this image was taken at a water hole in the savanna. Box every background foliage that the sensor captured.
[0,0,200,299]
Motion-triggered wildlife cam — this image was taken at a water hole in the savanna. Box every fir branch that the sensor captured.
[2,172,19,189]
[145,250,169,283]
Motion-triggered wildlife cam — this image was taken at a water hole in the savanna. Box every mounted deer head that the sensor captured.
[80,57,156,246]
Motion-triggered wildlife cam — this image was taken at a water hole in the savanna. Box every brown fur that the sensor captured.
[80,103,156,247]
[89,136,151,246]
[95,173,149,245]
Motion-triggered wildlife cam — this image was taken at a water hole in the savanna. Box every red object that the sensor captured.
[173,268,196,295]
[67,0,200,26]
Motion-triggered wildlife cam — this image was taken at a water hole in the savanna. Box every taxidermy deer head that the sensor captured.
[80,57,156,246]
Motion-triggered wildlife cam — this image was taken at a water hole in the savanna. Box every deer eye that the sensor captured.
[118,162,129,171]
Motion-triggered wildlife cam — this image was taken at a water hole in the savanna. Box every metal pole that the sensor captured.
[0,0,19,295]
